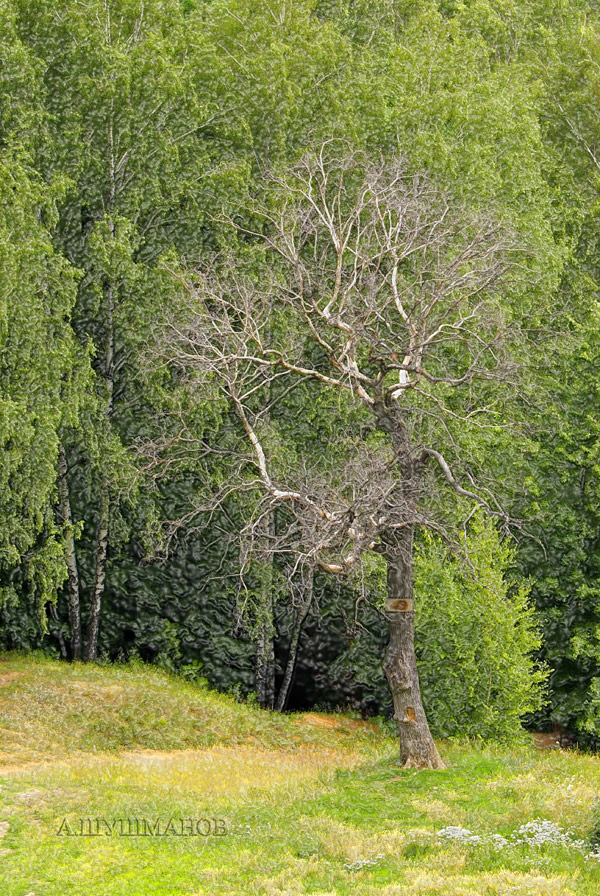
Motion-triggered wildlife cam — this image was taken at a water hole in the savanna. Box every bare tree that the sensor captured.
[157,143,525,768]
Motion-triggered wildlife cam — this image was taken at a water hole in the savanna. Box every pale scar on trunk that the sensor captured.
[385,599,414,612]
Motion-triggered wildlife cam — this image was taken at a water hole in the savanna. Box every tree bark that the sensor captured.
[85,270,115,664]
[48,601,68,659]
[254,509,276,709]
[255,607,275,710]
[383,533,444,769]
[84,486,109,662]
[57,444,82,660]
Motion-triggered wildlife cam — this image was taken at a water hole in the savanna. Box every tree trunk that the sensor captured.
[254,510,276,709]
[255,607,275,710]
[84,486,109,663]
[383,534,444,769]
[84,270,115,664]
[49,601,68,659]
[275,566,314,713]
[57,444,82,660]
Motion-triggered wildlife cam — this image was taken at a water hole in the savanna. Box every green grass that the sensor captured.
[0,652,385,759]
[1,653,599,896]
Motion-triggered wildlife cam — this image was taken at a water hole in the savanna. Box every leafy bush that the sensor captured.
[414,514,548,741]
[328,513,547,741]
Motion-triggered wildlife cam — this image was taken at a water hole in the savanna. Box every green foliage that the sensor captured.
[0,5,83,614]
[505,13,600,740]
[1,0,600,745]
[328,516,546,741]
[414,515,547,741]
[0,158,75,562]
[8,0,249,652]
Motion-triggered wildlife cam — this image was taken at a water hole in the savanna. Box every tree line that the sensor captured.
[1,0,600,764]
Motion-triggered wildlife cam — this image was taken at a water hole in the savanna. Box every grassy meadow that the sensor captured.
[0,653,599,895]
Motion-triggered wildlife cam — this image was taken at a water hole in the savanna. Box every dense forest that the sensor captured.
[2,0,600,763]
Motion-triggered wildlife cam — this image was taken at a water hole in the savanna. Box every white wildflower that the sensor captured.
[489,833,509,850]
[514,820,586,851]
[437,826,482,844]
[344,854,384,872]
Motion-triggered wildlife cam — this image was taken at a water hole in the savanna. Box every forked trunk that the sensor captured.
[275,566,314,713]
[383,540,444,770]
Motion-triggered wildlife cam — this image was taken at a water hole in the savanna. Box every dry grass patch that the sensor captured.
[299,815,407,864]
[0,742,362,816]
[0,654,390,768]
[295,713,379,733]
[386,869,576,895]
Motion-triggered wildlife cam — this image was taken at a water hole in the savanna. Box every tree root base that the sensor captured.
[400,756,446,770]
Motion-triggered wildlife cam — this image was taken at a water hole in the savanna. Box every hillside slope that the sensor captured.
[0,654,599,896]
[0,652,384,764]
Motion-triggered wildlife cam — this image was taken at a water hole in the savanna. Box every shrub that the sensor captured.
[414,513,548,741]
[328,512,547,741]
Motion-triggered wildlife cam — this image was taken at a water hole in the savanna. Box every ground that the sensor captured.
[0,653,599,895]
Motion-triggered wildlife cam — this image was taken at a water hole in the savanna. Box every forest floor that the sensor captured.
[0,653,599,896]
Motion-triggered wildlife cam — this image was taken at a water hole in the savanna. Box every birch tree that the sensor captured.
[15,0,245,660]
[0,0,83,621]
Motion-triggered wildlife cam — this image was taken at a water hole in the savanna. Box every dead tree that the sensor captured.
[158,144,524,768]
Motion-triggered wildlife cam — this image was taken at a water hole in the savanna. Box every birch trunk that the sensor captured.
[85,269,115,662]
[84,101,118,663]
[255,608,275,710]
[275,567,314,713]
[85,486,109,662]
[57,444,82,660]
